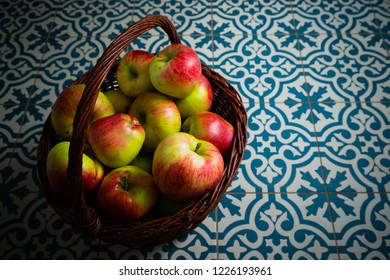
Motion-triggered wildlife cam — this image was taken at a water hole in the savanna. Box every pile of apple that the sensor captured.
[46,44,234,222]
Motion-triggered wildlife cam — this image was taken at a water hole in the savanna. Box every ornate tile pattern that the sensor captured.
[0,0,389,260]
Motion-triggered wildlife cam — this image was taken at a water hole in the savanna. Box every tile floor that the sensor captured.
[0,0,389,260]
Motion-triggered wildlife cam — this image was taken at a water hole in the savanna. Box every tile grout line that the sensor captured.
[289,0,341,260]
[370,0,390,58]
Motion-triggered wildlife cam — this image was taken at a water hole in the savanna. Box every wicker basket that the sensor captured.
[36,15,247,247]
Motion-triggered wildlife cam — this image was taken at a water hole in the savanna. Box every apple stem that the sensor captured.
[121,176,129,191]
[194,142,202,153]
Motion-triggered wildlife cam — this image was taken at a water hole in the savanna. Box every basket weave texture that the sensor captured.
[36,15,247,247]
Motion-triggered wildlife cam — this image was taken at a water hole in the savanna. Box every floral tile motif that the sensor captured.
[333,193,390,259]
[316,102,390,193]
[133,0,212,36]
[55,0,134,38]
[300,32,389,102]
[212,0,294,36]
[40,35,115,94]
[0,36,43,102]
[217,193,338,260]
[0,0,58,39]
[212,34,305,103]
[0,191,101,259]
[291,0,375,34]
[239,102,323,193]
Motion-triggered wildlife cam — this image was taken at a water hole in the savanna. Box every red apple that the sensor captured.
[116,50,155,98]
[103,89,133,113]
[51,84,115,140]
[96,165,159,222]
[149,44,202,98]
[182,111,234,155]
[46,141,104,200]
[175,74,213,119]
[86,113,145,168]
[152,132,224,202]
[128,91,181,152]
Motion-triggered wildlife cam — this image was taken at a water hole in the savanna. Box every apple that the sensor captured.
[175,74,213,119]
[182,111,234,155]
[116,50,155,98]
[46,141,104,201]
[157,195,193,217]
[103,89,133,113]
[149,44,202,98]
[152,132,224,202]
[128,91,181,152]
[51,84,115,140]
[87,113,145,168]
[130,152,154,174]
[96,165,159,222]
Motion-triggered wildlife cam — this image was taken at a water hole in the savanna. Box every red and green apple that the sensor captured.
[51,84,115,140]
[149,44,202,98]
[128,91,181,152]
[175,74,213,119]
[152,132,224,202]
[103,89,133,113]
[182,111,234,155]
[96,165,159,222]
[46,141,105,201]
[116,50,155,98]
[87,113,145,168]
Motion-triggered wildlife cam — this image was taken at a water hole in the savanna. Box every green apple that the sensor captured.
[51,84,115,140]
[46,141,105,201]
[128,91,181,152]
[175,74,213,119]
[87,113,145,168]
[130,152,154,174]
[116,50,155,98]
[103,89,133,113]
[96,165,159,222]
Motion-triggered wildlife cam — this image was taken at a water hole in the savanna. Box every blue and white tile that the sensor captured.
[240,102,323,193]
[212,0,294,36]
[133,0,212,37]
[300,33,389,102]
[55,0,134,38]
[212,34,304,103]
[0,0,58,39]
[372,1,390,33]
[332,192,390,259]
[316,102,390,193]
[0,191,101,259]
[1,79,51,145]
[0,102,27,146]
[217,193,338,260]
[291,0,374,34]
[0,36,43,102]
[40,35,115,96]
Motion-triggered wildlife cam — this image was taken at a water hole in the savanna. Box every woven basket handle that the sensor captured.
[67,15,181,236]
